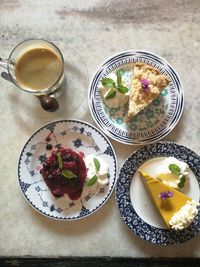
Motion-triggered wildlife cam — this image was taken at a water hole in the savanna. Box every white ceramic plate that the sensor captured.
[18,120,117,220]
[88,50,184,145]
[116,142,200,245]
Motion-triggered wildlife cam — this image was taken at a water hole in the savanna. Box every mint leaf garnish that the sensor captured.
[57,152,63,169]
[94,157,100,172]
[87,175,98,187]
[116,69,122,86]
[102,69,129,100]
[101,78,116,88]
[62,170,77,179]
[117,84,129,94]
[168,164,181,175]
[105,88,116,100]
[178,175,186,188]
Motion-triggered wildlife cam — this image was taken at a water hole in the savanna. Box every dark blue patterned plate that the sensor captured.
[88,50,184,145]
[18,120,117,220]
[115,142,200,245]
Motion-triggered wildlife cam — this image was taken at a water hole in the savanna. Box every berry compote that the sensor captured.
[40,148,87,200]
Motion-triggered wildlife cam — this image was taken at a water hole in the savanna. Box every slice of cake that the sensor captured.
[138,170,199,230]
[127,62,170,121]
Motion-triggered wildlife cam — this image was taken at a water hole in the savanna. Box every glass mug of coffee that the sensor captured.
[0,38,65,111]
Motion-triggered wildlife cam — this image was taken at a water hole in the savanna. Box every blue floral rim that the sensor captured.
[115,142,200,245]
[18,119,118,221]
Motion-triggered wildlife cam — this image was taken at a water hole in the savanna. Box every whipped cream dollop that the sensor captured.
[156,157,189,188]
[84,154,109,194]
[101,87,129,108]
[100,72,130,108]
[169,200,199,230]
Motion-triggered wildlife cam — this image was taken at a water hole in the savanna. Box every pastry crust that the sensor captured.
[127,62,170,121]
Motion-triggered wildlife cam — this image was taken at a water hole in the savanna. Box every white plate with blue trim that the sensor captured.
[18,120,117,220]
[116,142,200,245]
[88,50,184,145]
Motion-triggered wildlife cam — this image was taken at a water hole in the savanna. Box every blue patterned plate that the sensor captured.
[116,142,200,245]
[88,50,184,145]
[18,120,117,220]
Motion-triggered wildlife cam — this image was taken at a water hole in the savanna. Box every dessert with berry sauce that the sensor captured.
[40,147,110,201]
[40,148,87,200]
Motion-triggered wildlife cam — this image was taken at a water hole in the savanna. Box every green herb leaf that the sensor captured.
[62,170,77,179]
[168,164,181,175]
[178,175,186,188]
[57,152,63,169]
[87,175,98,187]
[117,85,129,94]
[94,157,100,172]
[116,69,122,86]
[105,88,116,100]
[101,78,116,88]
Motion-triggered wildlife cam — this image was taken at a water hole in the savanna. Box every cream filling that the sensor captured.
[169,200,199,230]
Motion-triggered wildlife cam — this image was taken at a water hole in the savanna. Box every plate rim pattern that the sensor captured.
[115,141,200,245]
[88,50,184,145]
[18,119,118,221]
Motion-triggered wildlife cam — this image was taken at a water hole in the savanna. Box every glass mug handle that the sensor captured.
[0,57,59,112]
[0,57,9,69]
[0,57,13,82]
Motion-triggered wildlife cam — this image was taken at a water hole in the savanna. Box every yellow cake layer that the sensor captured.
[139,170,192,228]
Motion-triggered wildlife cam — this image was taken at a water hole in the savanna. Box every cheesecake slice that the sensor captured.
[127,63,170,121]
[139,170,199,230]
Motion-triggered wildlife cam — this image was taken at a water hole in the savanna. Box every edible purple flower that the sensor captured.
[159,191,174,200]
[141,79,150,91]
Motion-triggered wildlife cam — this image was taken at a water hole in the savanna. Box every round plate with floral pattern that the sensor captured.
[18,120,117,220]
[88,50,184,145]
[116,142,200,245]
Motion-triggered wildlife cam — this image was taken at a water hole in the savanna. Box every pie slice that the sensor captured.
[127,62,170,121]
[138,170,199,230]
